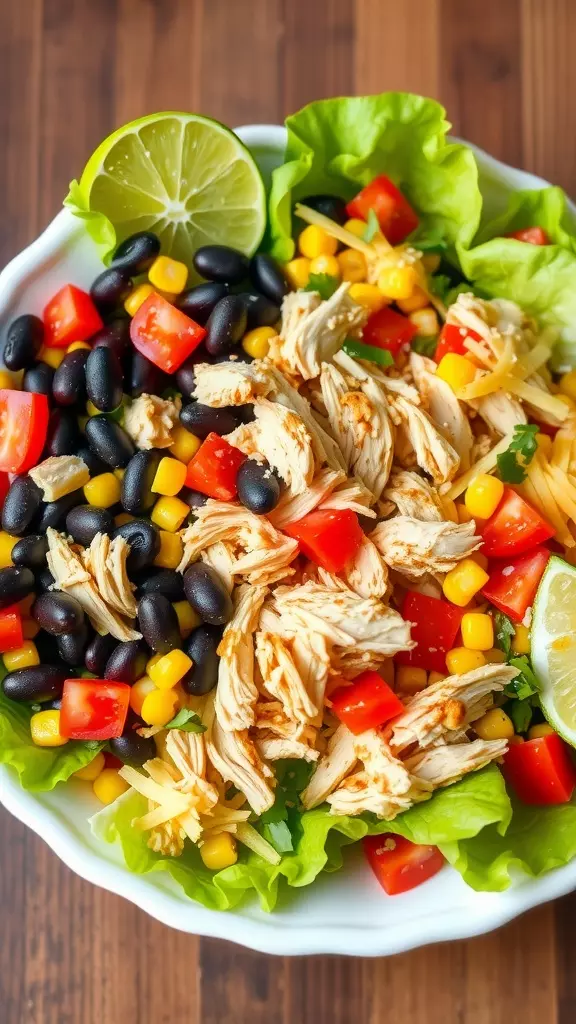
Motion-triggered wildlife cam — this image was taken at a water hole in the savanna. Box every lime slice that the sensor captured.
[78,112,266,268]
[532,555,576,746]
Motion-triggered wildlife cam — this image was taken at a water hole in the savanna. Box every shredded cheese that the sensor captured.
[442,434,513,499]
[503,378,570,420]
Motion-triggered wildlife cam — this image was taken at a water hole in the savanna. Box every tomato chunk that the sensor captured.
[482,546,550,623]
[130,292,206,373]
[0,606,23,653]
[283,508,363,574]
[507,227,550,246]
[435,322,483,363]
[60,679,131,741]
[364,834,445,895]
[346,175,419,245]
[43,284,103,348]
[0,472,10,506]
[331,670,405,735]
[503,734,576,805]
[481,487,555,558]
[362,306,416,359]
[395,591,464,674]
[0,391,49,474]
[185,432,246,501]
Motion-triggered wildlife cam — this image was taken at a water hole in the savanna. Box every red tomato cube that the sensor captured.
[60,679,131,741]
[283,508,363,574]
[185,432,246,501]
[43,284,103,348]
[331,670,405,735]
[130,292,206,373]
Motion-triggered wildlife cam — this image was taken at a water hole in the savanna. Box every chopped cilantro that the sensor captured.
[263,820,294,854]
[411,335,438,358]
[164,708,206,733]
[303,273,340,300]
[506,698,534,734]
[506,656,540,700]
[362,209,380,243]
[494,611,516,657]
[342,338,394,367]
[497,424,539,483]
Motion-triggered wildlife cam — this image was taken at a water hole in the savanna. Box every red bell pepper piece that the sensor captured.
[185,432,246,501]
[362,306,416,359]
[283,508,363,574]
[60,678,131,741]
[346,175,419,245]
[434,322,483,363]
[130,292,206,373]
[0,391,49,474]
[43,284,103,348]
[481,487,555,558]
[507,227,550,246]
[481,546,550,623]
[363,834,445,895]
[0,606,23,653]
[396,591,464,674]
[331,670,405,735]
[503,734,576,805]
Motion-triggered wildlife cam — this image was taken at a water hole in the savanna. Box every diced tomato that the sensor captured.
[346,175,419,245]
[503,734,576,805]
[331,670,405,735]
[103,752,124,770]
[362,306,416,359]
[130,292,206,373]
[364,834,445,895]
[507,227,550,246]
[482,546,550,623]
[283,509,363,574]
[185,432,246,501]
[395,591,464,674]
[0,606,23,653]
[60,679,131,741]
[43,284,103,348]
[481,487,555,558]
[435,322,483,363]
[0,391,49,474]
[0,473,9,506]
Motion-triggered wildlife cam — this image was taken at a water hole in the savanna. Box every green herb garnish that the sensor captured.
[303,273,340,300]
[411,335,438,358]
[497,424,539,483]
[494,611,516,657]
[362,209,380,243]
[165,708,206,733]
[342,339,394,367]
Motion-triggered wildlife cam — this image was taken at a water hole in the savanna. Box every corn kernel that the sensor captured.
[348,283,387,313]
[484,647,507,664]
[436,353,477,391]
[39,346,66,369]
[559,369,576,403]
[336,248,367,283]
[141,687,179,727]
[151,457,187,497]
[461,612,494,652]
[408,307,439,337]
[173,600,201,638]
[114,467,125,480]
[0,532,17,568]
[428,671,447,686]
[474,707,514,741]
[465,474,504,520]
[84,472,122,508]
[130,675,156,716]
[242,326,276,360]
[114,512,134,527]
[146,653,163,675]
[298,225,338,259]
[3,641,40,671]
[170,425,202,464]
[78,415,89,432]
[377,265,418,300]
[151,496,189,532]
[148,255,188,295]
[22,618,40,640]
[283,257,311,290]
[344,218,368,238]
[397,286,429,314]
[508,734,525,746]
[124,282,154,316]
[93,768,130,804]
[443,559,489,607]
[395,665,428,695]
[456,502,474,524]
[200,832,238,870]
[511,623,531,655]
[309,254,341,279]
[67,340,92,354]
[536,432,553,456]
[153,530,183,570]
[528,723,555,740]
[86,400,101,417]
[74,751,105,782]
[149,649,193,690]
[30,710,67,747]
[446,647,487,675]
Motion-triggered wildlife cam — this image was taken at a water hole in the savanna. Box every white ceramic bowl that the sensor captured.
[1,124,575,958]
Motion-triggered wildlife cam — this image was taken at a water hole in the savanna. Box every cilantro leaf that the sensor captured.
[494,611,516,657]
[164,708,206,733]
[362,209,380,242]
[342,338,394,367]
[497,424,539,483]
[263,820,294,854]
[303,273,340,300]
[506,698,534,734]
[411,336,438,357]
[506,656,540,700]
[408,225,448,252]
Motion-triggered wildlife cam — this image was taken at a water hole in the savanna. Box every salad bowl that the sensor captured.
[0,122,575,958]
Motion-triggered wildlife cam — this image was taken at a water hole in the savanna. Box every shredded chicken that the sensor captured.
[228,399,315,498]
[29,455,89,502]
[391,395,460,484]
[204,695,275,815]
[84,532,137,618]
[383,469,444,521]
[193,360,276,407]
[340,534,389,599]
[405,738,508,787]
[370,517,481,577]
[274,283,367,380]
[255,733,320,762]
[327,728,430,818]
[319,478,377,517]
[123,393,180,449]
[301,724,358,809]
[410,352,473,470]
[268,467,346,529]
[474,391,527,436]
[255,631,319,724]
[200,542,236,594]
[214,584,268,732]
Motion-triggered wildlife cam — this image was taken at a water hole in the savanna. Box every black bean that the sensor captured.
[2,665,66,704]
[85,415,135,468]
[42,698,62,712]
[52,350,88,407]
[104,640,148,684]
[134,568,185,602]
[65,504,113,546]
[35,489,84,532]
[2,476,42,535]
[129,351,168,398]
[23,361,55,397]
[249,254,290,306]
[35,568,55,594]
[33,592,84,635]
[205,295,247,357]
[299,194,348,224]
[121,450,162,515]
[239,291,281,329]
[237,458,280,514]
[137,593,181,653]
[86,347,124,412]
[44,409,80,457]
[183,563,233,626]
[111,232,161,275]
[108,730,157,767]
[57,622,90,667]
[3,314,44,371]
[113,519,160,572]
[182,624,222,695]
[193,245,249,285]
[235,403,256,424]
[73,444,108,478]
[84,633,117,675]
[177,282,229,325]
[180,401,239,439]
[175,358,198,399]
[11,534,48,570]
[0,566,35,610]
[90,267,133,315]
[179,487,208,510]
[91,318,131,358]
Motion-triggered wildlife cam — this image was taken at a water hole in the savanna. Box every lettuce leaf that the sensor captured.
[267,92,482,261]
[64,179,117,263]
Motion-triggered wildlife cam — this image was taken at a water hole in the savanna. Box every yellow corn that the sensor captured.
[66,341,92,353]
[471,552,489,572]
[140,688,179,727]
[0,532,17,568]
[528,723,556,740]
[283,258,311,290]
[511,623,531,655]
[443,559,489,607]
[397,286,429,314]
[149,649,192,690]
[536,432,553,456]
[298,225,338,259]
[445,647,487,675]
[428,671,447,686]
[93,769,130,805]
[348,283,387,313]
[146,653,163,675]
[395,665,428,695]
[200,832,238,870]
[0,370,19,390]
[461,612,494,652]
[484,647,507,664]
[148,255,188,295]
[39,346,66,369]
[474,708,515,741]
[242,326,277,360]
[465,474,504,520]
[508,734,525,746]
[114,468,125,481]
[344,218,368,238]
[114,512,134,527]
[559,369,576,403]
[84,472,122,508]
[456,502,474,524]
[151,457,187,497]
[441,495,459,523]
[3,641,40,671]
[154,530,183,570]
[377,265,418,301]
[130,675,157,717]
[30,710,67,747]
[309,253,341,279]
[22,619,40,640]
[151,496,189,532]
[408,307,439,337]
[173,600,201,638]
[336,248,367,283]
[170,425,202,464]
[86,400,102,417]
[74,751,106,782]
[124,282,154,316]
[436,353,477,391]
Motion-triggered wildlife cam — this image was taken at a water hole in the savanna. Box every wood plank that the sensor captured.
[282,0,355,115]
[355,0,440,99]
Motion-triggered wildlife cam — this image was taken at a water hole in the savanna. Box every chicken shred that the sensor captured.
[410,352,474,471]
[29,455,89,502]
[340,534,389,599]
[214,584,269,732]
[370,517,481,577]
[275,283,368,380]
[391,394,460,484]
[229,399,315,498]
[84,532,138,618]
[193,360,277,407]
[204,694,275,815]
[405,738,509,788]
[123,393,180,449]
[383,469,444,521]
[301,724,358,809]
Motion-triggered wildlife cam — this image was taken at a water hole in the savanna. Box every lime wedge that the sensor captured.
[77,112,266,267]
[531,555,576,746]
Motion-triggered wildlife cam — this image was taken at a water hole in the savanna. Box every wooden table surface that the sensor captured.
[1,1,576,1021]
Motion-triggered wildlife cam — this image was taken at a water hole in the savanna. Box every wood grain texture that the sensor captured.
[1,1,575,1021]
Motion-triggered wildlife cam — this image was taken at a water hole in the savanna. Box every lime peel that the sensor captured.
[531,555,576,747]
